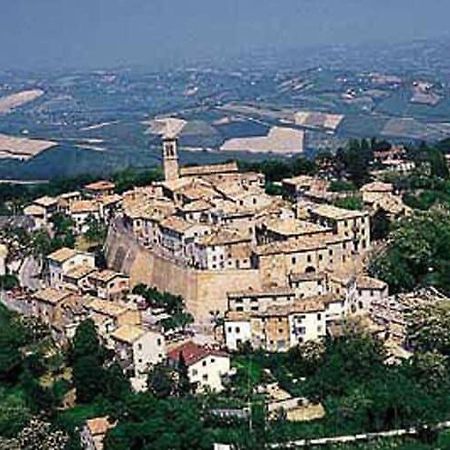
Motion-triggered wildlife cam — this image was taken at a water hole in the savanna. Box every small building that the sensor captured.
[110,325,166,391]
[168,341,231,392]
[47,247,95,288]
[62,264,97,293]
[80,416,116,450]
[196,228,252,270]
[84,180,116,198]
[87,270,130,301]
[69,200,100,233]
[31,287,73,327]
[308,204,371,253]
[85,297,141,341]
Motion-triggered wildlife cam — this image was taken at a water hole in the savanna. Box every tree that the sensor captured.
[334,196,363,211]
[73,355,105,404]
[103,362,131,402]
[71,319,103,362]
[17,417,69,450]
[147,364,175,399]
[176,353,192,397]
[71,319,106,403]
[370,208,391,241]
[407,302,450,355]
[104,396,213,450]
[370,207,450,294]
[0,330,22,381]
[0,274,19,291]
[84,215,107,243]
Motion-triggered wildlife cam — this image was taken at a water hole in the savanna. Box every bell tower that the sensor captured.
[162,136,179,181]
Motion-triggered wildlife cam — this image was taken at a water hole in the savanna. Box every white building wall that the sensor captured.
[224,320,252,351]
[188,355,231,392]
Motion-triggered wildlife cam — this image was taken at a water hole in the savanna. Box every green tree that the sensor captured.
[71,320,105,403]
[370,208,391,241]
[73,355,104,404]
[103,362,131,402]
[147,364,175,399]
[176,353,192,397]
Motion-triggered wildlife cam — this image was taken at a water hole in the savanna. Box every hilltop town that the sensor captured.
[1,136,450,448]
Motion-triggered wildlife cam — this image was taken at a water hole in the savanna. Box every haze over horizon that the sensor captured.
[2,0,450,70]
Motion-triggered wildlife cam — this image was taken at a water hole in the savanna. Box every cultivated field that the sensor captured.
[0,134,57,160]
[0,89,44,114]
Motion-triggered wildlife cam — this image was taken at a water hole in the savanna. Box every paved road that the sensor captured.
[19,256,42,291]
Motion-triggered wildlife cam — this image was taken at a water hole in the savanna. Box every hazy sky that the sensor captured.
[2,0,450,70]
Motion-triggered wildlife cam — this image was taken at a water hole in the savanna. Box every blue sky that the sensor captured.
[1,0,449,69]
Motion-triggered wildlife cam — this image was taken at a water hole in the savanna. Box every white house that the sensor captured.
[110,325,166,392]
[47,247,95,287]
[168,341,231,392]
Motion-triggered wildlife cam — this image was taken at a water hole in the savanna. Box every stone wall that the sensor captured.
[105,223,262,323]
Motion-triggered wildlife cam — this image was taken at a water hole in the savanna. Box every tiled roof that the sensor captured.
[179,161,239,177]
[110,325,147,344]
[33,195,58,207]
[160,216,193,234]
[86,416,115,436]
[47,247,78,263]
[64,264,96,281]
[167,341,227,367]
[198,228,250,247]
[33,287,72,305]
[70,200,99,214]
[84,180,115,191]
[89,269,127,283]
[310,204,366,220]
[356,276,387,290]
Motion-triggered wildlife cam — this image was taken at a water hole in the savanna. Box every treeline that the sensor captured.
[0,167,163,215]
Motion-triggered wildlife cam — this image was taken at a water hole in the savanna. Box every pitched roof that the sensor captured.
[198,228,250,247]
[64,264,96,281]
[33,287,72,305]
[356,276,387,291]
[47,247,78,263]
[167,341,227,367]
[310,204,366,220]
[110,325,149,344]
[263,218,329,236]
[33,195,58,207]
[89,269,127,283]
[228,286,295,299]
[70,200,99,214]
[84,180,115,191]
[159,216,193,234]
[85,416,115,436]
[360,182,393,193]
[86,298,131,317]
[179,161,239,177]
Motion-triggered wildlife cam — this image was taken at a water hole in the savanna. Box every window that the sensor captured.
[202,360,207,367]
[317,313,321,320]
[157,338,162,346]
[307,255,312,263]
[202,374,208,381]
[370,290,374,297]
[235,327,240,333]
[137,343,142,351]
[227,327,232,333]
[192,369,198,376]
[292,256,296,265]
